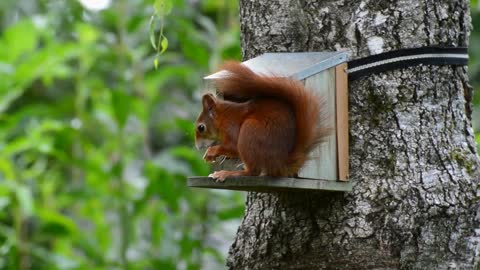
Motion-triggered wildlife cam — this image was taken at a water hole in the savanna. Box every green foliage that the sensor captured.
[150,0,173,68]
[0,0,242,269]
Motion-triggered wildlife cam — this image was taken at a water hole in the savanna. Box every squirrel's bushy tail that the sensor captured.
[216,61,330,176]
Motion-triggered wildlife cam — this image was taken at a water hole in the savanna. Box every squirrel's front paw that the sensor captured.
[203,151,217,163]
[203,147,220,163]
[209,170,231,182]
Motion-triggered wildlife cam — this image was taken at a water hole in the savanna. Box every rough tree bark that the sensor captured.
[227,0,480,269]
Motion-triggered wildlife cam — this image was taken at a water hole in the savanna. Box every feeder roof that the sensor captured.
[204,51,348,81]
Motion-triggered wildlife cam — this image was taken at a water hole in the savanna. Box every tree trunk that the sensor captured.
[227,0,480,269]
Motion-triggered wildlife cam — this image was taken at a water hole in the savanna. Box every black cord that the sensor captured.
[347,46,468,81]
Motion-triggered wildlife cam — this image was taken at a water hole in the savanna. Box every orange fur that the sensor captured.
[195,61,329,181]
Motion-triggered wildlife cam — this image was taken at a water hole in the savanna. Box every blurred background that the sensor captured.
[0,0,478,269]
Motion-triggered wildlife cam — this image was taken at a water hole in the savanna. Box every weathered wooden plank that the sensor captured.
[299,68,337,180]
[336,63,349,181]
[187,176,353,192]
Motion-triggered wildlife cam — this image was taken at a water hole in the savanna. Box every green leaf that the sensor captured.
[203,246,224,263]
[152,259,176,270]
[144,161,180,211]
[37,209,77,237]
[12,42,79,92]
[3,136,32,157]
[0,197,10,211]
[175,118,195,140]
[0,157,16,180]
[0,88,25,114]
[218,206,244,220]
[154,0,173,17]
[15,185,34,217]
[149,15,157,49]
[154,57,159,69]
[472,0,478,9]
[3,19,39,62]
[160,36,168,54]
[111,90,131,128]
[75,22,99,44]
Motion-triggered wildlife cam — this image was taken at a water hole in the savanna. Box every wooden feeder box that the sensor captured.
[188,52,351,192]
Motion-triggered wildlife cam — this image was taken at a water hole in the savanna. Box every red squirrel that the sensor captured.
[195,61,329,181]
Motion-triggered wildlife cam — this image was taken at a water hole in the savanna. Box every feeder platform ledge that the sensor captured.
[187,176,353,193]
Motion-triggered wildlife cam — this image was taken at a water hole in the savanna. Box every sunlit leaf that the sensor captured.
[0,157,16,180]
[37,209,78,237]
[160,36,169,54]
[149,15,158,50]
[3,136,32,157]
[3,20,39,62]
[12,43,79,91]
[75,22,99,44]
[0,88,25,114]
[154,0,173,17]
[15,185,34,217]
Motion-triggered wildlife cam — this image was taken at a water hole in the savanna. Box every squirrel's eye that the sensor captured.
[197,124,205,133]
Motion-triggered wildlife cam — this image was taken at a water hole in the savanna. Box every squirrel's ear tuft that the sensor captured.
[202,93,216,115]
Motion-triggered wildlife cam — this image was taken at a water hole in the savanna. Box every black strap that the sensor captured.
[347,46,469,81]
